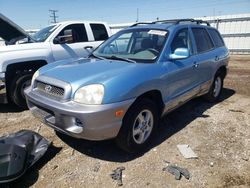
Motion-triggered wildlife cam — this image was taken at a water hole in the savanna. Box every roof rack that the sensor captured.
[130,19,210,27]
[130,22,154,27]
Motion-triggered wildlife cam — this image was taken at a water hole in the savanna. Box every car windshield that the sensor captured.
[33,24,59,42]
[93,28,168,63]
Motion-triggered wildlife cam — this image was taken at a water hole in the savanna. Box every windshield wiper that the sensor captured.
[109,55,136,63]
[89,53,107,60]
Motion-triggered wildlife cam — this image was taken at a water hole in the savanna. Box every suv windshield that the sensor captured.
[33,24,59,42]
[93,29,168,63]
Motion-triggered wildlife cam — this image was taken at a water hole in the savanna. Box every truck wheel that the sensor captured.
[10,74,32,109]
[203,73,223,102]
[115,98,159,153]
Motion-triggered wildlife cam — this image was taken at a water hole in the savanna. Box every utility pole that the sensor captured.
[136,8,139,22]
[49,9,58,23]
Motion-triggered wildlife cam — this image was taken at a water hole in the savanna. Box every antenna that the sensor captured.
[49,9,59,23]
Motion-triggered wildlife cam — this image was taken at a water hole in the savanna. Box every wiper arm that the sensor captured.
[110,55,136,63]
[89,54,107,60]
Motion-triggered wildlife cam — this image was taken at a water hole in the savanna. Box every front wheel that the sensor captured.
[203,73,223,102]
[10,74,32,109]
[115,98,159,153]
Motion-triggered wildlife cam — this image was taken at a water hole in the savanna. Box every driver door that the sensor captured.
[51,24,90,61]
[163,28,199,109]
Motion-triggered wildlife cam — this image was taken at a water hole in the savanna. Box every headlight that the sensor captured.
[31,70,39,86]
[74,84,104,105]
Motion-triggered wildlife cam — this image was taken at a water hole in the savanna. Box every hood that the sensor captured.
[38,57,163,103]
[0,42,49,53]
[40,58,137,86]
[0,13,31,44]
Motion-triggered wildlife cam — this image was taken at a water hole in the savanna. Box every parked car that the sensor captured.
[25,19,229,152]
[0,13,111,108]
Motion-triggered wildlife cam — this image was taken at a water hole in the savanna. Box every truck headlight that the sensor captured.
[31,70,39,86]
[74,84,104,105]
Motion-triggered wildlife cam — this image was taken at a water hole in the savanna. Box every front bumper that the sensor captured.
[0,73,7,104]
[25,87,134,141]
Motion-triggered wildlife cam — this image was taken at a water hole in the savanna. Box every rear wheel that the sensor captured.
[115,98,159,153]
[203,73,223,102]
[10,74,32,109]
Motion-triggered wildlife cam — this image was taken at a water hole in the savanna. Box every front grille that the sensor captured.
[35,81,65,99]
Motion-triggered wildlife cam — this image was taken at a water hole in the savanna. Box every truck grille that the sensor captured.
[35,81,65,99]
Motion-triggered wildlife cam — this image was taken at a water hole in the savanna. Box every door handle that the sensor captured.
[215,56,220,61]
[193,62,199,68]
[84,46,93,49]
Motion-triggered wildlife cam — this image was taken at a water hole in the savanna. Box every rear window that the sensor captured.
[208,29,224,47]
[90,24,109,41]
[192,28,214,53]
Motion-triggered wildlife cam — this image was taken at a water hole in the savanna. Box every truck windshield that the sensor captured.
[93,29,168,63]
[33,25,59,42]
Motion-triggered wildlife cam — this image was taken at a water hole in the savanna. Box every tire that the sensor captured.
[10,74,32,109]
[203,72,223,103]
[115,98,159,153]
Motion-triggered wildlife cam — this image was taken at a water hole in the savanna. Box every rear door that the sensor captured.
[190,27,215,88]
[207,28,229,70]
[84,23,110,49]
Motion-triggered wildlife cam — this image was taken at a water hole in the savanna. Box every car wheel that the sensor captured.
[115,98,159,153]
[203,73,223,102]
[10,74,32,109]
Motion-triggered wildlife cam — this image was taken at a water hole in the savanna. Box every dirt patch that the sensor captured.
[222,175,250,188]
[0,55,250,188]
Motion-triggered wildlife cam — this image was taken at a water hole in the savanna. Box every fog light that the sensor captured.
[75,118,83,127]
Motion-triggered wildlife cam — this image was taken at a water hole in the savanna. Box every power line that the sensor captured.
[49,9,58,23]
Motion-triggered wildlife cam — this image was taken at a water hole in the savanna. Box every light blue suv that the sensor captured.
[25,19,229,152]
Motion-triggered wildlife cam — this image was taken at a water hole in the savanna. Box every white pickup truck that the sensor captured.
[0,13,111,108]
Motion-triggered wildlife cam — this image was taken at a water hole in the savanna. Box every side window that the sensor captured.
[171,28,192,53]
[208,29,224,47]
[57,24,88,43]
[192,28,214,53]
[90,24,109,41]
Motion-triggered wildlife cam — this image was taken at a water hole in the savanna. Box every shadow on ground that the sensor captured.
[1,144,62,188]
[0,103,25,113]
[57,88,235,162]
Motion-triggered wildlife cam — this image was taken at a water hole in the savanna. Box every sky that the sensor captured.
[0,0,250,29]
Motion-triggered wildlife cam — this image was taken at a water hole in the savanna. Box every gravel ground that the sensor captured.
[0,55,250,188]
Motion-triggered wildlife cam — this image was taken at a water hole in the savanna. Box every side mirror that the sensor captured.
[169,48,189,60]
[84,46,94,55]
[54,29,73,44]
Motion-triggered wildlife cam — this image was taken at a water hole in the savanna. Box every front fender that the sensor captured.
[103,64,165,104]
